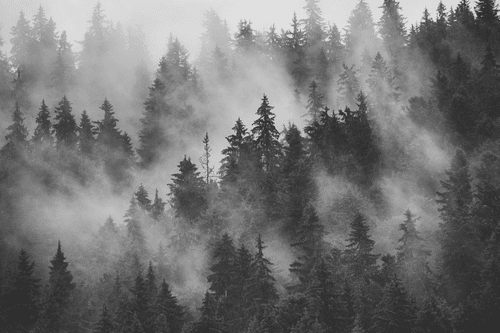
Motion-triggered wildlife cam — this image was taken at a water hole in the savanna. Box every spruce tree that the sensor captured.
[290,204,326,284]
[95,98,122,152]
[93,304,114,333]
[246,234,278,317]
[37,241,76,333]
[3,249,41,330]
[338,64,360,110]
[78,110,95,156]
[344,213,379,281]
[124,197,148,267]
[168,156,207,221]
[53,95,78,150]
[208,233,237,298]
[372,276,417,333]
[302,0,325,49]
[436,149,480,302]
[252,94,281,173]
[151,189,166,221]
[306,80,324,122]
[155,279,185,333]
[191,291,222,333]
[32,100,53,146]
[51,30,75,95]
[135,184,152,212]
[0,101,29,161]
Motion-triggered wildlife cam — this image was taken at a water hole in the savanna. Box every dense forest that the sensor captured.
[1,0,500,332]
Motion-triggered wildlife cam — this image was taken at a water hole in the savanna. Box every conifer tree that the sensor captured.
[246,234,278,317]
[135,184,152,212]
[344,0,378,60]
[219,118,251,187]
[155,279,185,333]
[51,31,75,95]
[93,304,114,333]
[372,276,417,333]
[32,100,53,146]
[396,209,433,298]
[191,291,222,333]
[199,132,214,184]
[78,110,95,156]
[168,156,207,221]
[436,149,480,302]
[252,94,281,173]
[303,0,325,50]
[124,197,148,271]
[208,233,237,298]
[0,101,29,161]
[37,241,76,333]
[53,95,78,150]
[235,19,256,53]
[10,11,34,70]
[151,189,166,221]
[344,213,379,281]
[3,249,41,330]
[306,80,324,122]
[290,204,326,284]
[338,64,360,110]
[95,98,122,152]
[138,78,171,168]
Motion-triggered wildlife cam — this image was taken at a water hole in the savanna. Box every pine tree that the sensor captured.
[338,64,360,110]
[32,100,53,147]
[93,304,114,333]
[37,241,76,333]
[168,156,207,221]
[135,184,152,212]
[290,204,326,284]
[436,149,480,302]
[344,213,379,281]
[208,233,237,298]
[51,31,75,95]
[155,279,185,333]
[199,132,214,184]
[138,78,171,168]
[306,80,324,122]
[191,292,222,333]
[344,0,378,60]
[219,118,251,188]
[396,209,433,299]
[95,98,122,152]
[284,12,308,87]
[10,11,34,69]
[252,94,281,173]
[3,249,41,330]
[246,234,278,317]
[124,197,148,274]
[303,0,325,49]
[0,101,29,161]
[235,19,256,53]
[53,95,78,150]
[151,189,166,221]
[78,110,95,156]
[372,276,417,333]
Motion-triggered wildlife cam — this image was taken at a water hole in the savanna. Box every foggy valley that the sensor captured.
[1,0,500,332]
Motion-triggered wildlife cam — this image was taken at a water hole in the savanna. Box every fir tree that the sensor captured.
[199,132,214,184]
[78,110,95,156]
[344,213,379,281]
[246,234,278,317]
[191,292,222,333]
[32,100,53,146]
[252,94,281,173]
[338,64,360,110]
[51,31,75,95]
[37,241,76,333]
[155,279,185,333]
[151,189,166,221]
[306,80,324,122]
[3,249,41,330]
[208,233,237,298]
[53,95,78,150]
[0,101,29,160]
[372,276,417,333]
[168,156,207,221]
[93,304,114,333]
[290,204,326,284]
[436,149,480,302]
[135,184,152,212]
[124,197,148,270]
[235,19,256,53]
[95,98,122,152]
[302,0,325,49]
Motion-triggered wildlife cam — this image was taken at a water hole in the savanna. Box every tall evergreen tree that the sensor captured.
[306,80,324,122]
[344,213,379,281]
[37,241,76,333]
[0,101,29,161]
[252,94,281,173]
[3,250,41,331]
[436,149,481,302]
[154,279,185,333]
[53,96,78,150]
[93,304,114,333]
[168,156,207,221]
[78,110,95,156]
[302,0,325,49]
[51,31,75,95]
[135,184,152,212]
[32,100,54,147]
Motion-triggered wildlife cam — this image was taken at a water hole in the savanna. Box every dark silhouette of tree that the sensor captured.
[93,304,114,333]
[53,95,78,150]
[154,279,185,333]
[78,110,95,156]
[168,156,207,221]
[1,101,29,161]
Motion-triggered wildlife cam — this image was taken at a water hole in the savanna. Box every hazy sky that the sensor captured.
[0,0,463,62]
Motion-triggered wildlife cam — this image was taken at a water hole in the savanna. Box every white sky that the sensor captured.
[0,0,464,62]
